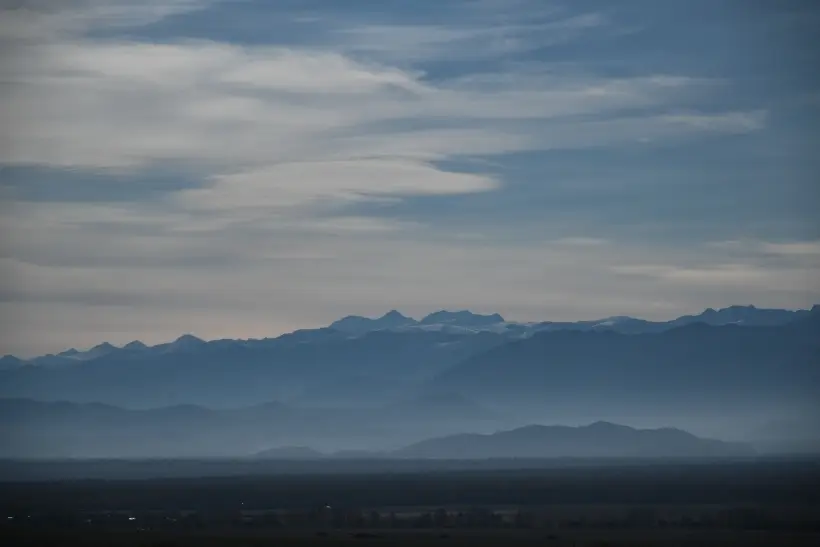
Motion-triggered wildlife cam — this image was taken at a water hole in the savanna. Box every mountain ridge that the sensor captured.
[6,304,817,364]
[425,310,820,405]
[253,421,755,460]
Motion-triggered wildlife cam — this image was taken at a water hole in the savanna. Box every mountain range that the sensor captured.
[0,396,752,460]
[1,305,817,407]
[255,421,756,460]
[6,304,817,367]
[0,396,506,458]
[255,421,754,459]
[386,422,754,459]
[0,304,817,458]
[251,421,755,460]
[430,312,820,406]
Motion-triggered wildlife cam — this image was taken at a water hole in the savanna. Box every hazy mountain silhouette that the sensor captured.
[669,304,816,327]
[123,340,149,351]
[0,396,508,458]
[426,317,820,407]
[1,304,816,415]
[529,305,817,335]
[3,396,796,460]
[420,310,505,327]
[78,342,119,361]
[330,310,417,335]
[392,422,755,459]
[6,304,815,367]
[0,355,24,370]
[0,330,508,408]
[248,422,754,460]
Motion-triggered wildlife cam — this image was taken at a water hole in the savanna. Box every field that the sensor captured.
[2,459,819,546]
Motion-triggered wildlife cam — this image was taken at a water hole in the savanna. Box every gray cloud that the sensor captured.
[0,0,815,356]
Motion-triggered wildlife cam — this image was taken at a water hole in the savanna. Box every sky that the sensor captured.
[1,0,819,356]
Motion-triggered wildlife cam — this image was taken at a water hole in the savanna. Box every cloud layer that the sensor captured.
[1,0,818,355]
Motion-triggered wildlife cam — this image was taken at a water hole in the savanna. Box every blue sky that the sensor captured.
[1,0,818,355]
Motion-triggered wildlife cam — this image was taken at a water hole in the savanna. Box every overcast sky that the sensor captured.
[1,0,819,356]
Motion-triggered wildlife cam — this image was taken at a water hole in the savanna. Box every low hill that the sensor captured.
[393,422,755,459]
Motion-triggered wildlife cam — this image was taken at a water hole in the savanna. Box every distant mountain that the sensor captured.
[420,310,505,327]
[30,342,121,366]
[29,354,80,367]
[667,305,815,328]
[426,317,820,408]
[249,422,754,460]
[348,310,522,338]
[271,327,349,346]
[0,355,24,370]
[6,304,817,367]
[393,422,754,459]
[330,310,417,335]
[1,304,816,409]
[82,342,119,360]
[0,397,506,458]
[161,334,206,353]
[530,317,660,335]
[123,340,148,351]
[0,328,508,408]
[529,305,817,335]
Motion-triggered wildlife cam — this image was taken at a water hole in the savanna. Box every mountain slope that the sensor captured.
[1,305,816,409]
[0,330,507,408]
[0,355,24,370]
[6,304,816,367]
[426,319,820,406]
[330,310,417,334]
[420,310,505,327]
[668,304,816,328]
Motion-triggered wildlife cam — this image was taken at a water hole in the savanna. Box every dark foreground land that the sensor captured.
[2,459,820,546]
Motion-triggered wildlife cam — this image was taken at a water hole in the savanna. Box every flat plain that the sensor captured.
[2,458,819,546]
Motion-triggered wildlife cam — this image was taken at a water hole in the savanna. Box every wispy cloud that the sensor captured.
[0,0,213,41]
[335,12,609,61]
[175,159,499,213]
[1,37,756,170]
[0,0,815,355]
[611,263,775,286]
[761,241,820,257]
[553,237,607,247]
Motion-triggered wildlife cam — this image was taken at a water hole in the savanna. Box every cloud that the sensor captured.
[335,12,609,61]
[611,259,818,293]
[175,159,499,213]
[1,0,808,356]
[611,263,773,285]
[5,226,818,356]
[761,241,820,257]
[706,240,820,266]
[0,0,213,42]
[1,31,765,171]
[658,111,768,133]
